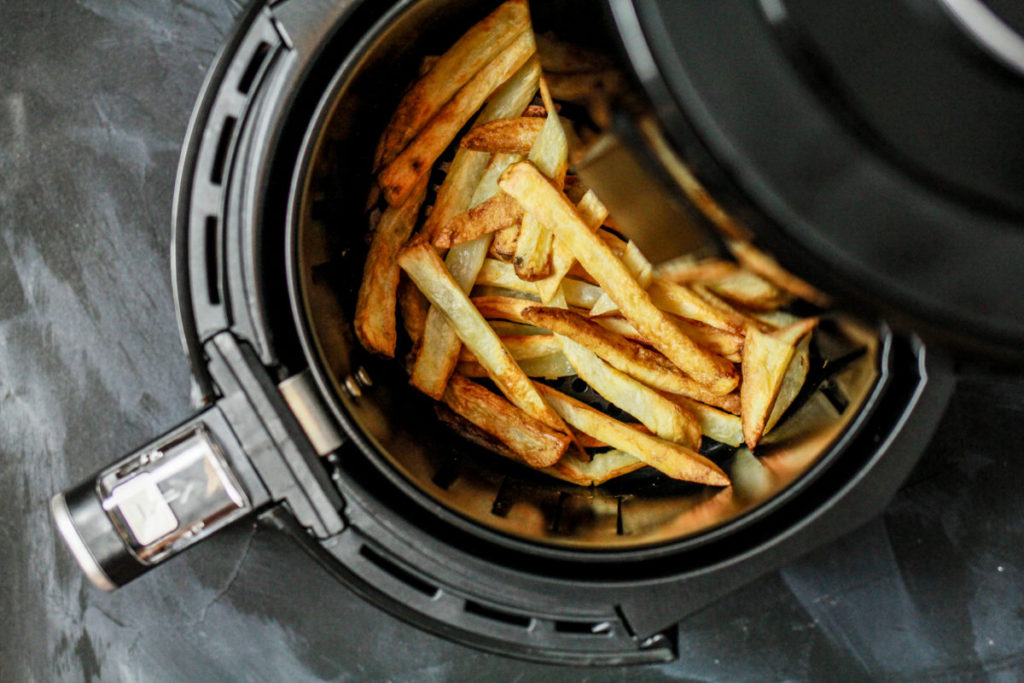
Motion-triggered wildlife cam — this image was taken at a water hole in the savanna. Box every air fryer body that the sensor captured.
[50,0,966,665]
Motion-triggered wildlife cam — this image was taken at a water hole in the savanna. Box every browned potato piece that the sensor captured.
[544,449,645,487]
[535,384,729,486]
[460,117,545,154]
[373,0,531,170]
[442,375,570,468]
[379,30,536,206]
[354,179,428,356]
[432,193,523,250]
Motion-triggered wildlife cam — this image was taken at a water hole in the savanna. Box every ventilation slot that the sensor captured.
[464,601,532,629]
[204,216,221,305]
[358,545,439,598]
[210,116,237,185]
[237,41,270,95]
[555,620,613,636]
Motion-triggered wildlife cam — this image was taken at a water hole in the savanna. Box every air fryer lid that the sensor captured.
[559,0,1024,358]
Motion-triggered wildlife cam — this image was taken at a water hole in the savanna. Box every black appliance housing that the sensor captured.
[48,0,993,665]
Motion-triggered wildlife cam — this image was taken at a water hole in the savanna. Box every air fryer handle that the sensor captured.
[51,334,347,591]
[50,405,270,591]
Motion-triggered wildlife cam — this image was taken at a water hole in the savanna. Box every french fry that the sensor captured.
[671,397,743,447]
[489,320,551,336]
[432,193,523,249]
[475,258,603,308]
[545,70,626,102]
[489,225,520,261]
[707,270,792,311]
[512,79,567,281]
[521,306,732,413]
[535,189,608,302]
[398,276,430,345]
[457,353,576,379]
[354,179,428,356]
[459,334,562,362]
[593,315,743,364]
[379,29,536,206]
[373,0,531,170]
[500,162,738,393]
[589,240,654,316]
[399,236,569,434]
[727,239,831,306]
[654,256,739,284]
[544,449,645,487]
[472,295,537,323]
[535,384,729,486]
[420,59,540,241]
[460,117,545,154]
[442,375,569,468]
[691,284,770,332]
[647,279,745,334]
[765,334,811,433]
[740,318,818,449]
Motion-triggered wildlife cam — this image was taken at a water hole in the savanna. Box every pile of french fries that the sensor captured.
[354,0,824,488]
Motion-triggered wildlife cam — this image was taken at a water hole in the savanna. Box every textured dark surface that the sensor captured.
[1,1,1022,681]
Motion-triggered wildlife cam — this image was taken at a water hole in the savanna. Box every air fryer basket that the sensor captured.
[289,0,884,552]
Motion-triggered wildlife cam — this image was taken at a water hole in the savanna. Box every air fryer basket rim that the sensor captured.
[283,0,896,560]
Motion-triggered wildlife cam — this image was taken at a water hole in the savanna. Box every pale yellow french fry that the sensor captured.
[475,258,603,308]
[672,397,743,447]
[458,335,562,362]
[740,317,818,449]
[379,30,536,206]
[354,179,428,356]
[373,0,531,171]
[765,334,811,433]
[589,240,654,316]
[534,189,608,303]
[543,449,645,487]
[535,384,729,486]
[442,374,569,468]
[398,236,569,434]
[500,162,738,394]
[707,270,792,311]
[512,79,567,281]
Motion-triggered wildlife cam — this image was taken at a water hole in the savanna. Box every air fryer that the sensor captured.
[50,0,1023,665]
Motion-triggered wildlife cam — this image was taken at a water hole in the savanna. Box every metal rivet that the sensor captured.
[355,367,373,387]
[344,376,363,398]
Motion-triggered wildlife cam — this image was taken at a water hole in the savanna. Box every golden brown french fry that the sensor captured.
[354,179,428,356]
[543,449,645,487]
[460,117,545,154]
[521,306,731,413]
[457,353,576,379]
[398,236,568,433]
[500,162,739,394]
[647,279,745,334]
[727,239,831,306]
[489,320,551,336]
[458,334,562,362]
[654,257,739,284]
[707,270,792,311]
[691,284,771,332]
[593,315,743,364]
[420,59,540,241]
[442,375,569,468]
[523,104,551,118]
[398,276,429,345]
[373,0,531,170]
[489,225,519,261]
[379,29,536,206]
[472,295,536,323]
[535,384,729,486]
[432,193,522,249]
[740,317,818,449]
